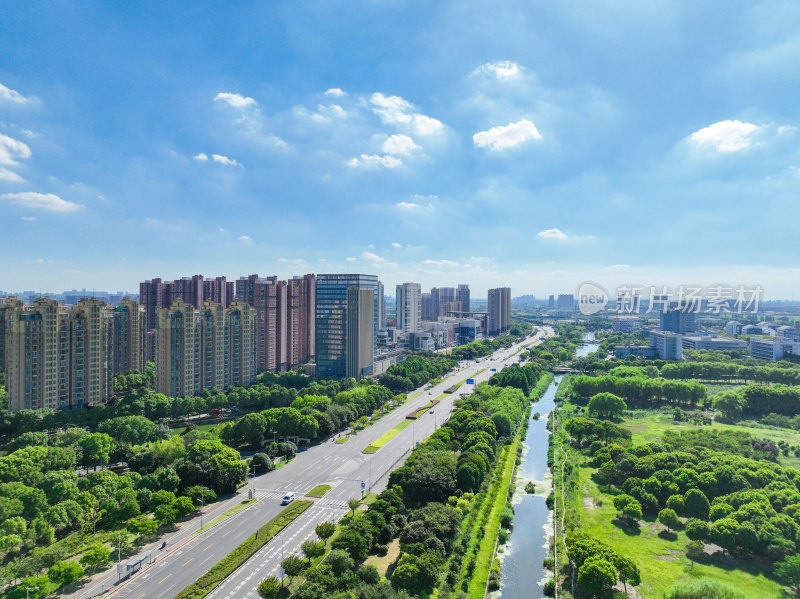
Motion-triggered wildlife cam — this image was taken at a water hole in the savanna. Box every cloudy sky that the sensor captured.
[1,1,799,299]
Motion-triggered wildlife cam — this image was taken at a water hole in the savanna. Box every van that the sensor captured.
[281,492,295,505]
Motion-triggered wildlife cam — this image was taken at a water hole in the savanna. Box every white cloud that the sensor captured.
[238,235,252,242]
[392,242,402,248]
[347,154,403,169]
[537,228,567,240]
[193,152,209,162]
[0,133,32,166]
[1,192,82,212]
[382,134,421,156]
[688,120,760,152]
[325,88,346,97]
[472,60,522,80]
[214,92,258,109]
[370,92,443,136]
[396,201,420,209]
[473,119,542,150]
[0,82,31,104]
[422,259,460,268]
[346,256,357,262]
[383,262,399,268]
[0,167,24,183]
[21,216,36,221]
[212,154,242,167]
[294,103,348,124]
[360,251,385,262]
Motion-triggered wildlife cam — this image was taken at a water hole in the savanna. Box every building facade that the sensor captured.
[396,282,421,334]
[316,274,378,379]
[649,330,683,360]
[3,296,146,412]
[457,284,471,313]
[487,287,511,335]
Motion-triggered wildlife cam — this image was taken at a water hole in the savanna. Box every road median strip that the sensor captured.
[306,484,332,497]
[362,420,411,454]
[193,497,258,535]
[174,499,312,599]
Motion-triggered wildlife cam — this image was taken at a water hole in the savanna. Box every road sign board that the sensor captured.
[361,481,365,489]
[466,379,475,384]
[490,368,497,372]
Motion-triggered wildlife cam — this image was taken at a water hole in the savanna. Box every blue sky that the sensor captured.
[1,1,799,299]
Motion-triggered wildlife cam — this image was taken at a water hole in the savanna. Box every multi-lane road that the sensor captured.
[73,326,552,599]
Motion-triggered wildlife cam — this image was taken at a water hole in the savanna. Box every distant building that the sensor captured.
[649,330,683,360]
[457,284,471,313]
[557,294,574,309]
[421,293,434,321]
[682,335,747,351]
[316,274,378,379]
[660,306,698,334]
[376,281,386,331]
[741,324,763,335]
[396,283,422,334]
[724,321,743,336]
[548,295,555,309]
[431,287,457,318]
[777,326,800,342]
[488,287,511,335]
[749,337,800,361]
[614,345,657,360]
[346,287,375,379]
[612,316,637,333]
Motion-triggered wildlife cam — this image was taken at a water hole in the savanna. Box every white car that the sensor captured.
[281,492,296,505]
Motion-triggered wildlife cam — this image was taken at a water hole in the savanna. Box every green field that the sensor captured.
[362,420,411,454]
[576,466,784,598]
[624,411,800,470]
[170,422,220,436]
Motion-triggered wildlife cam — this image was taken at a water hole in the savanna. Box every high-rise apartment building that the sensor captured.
[285,275,316,368]
[376,281,386,330]
[396,283,422,334]
[421,293,433,321]
[346,287,375,379]
[457,284,471,313]
[431,287,457,318]
[557,294,575,309]
[316,274,378,379]
[488,287,511,335]
[3,297,146,412]
[154,299,255,398]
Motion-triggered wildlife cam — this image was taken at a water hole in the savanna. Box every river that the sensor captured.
[496,333,598,599]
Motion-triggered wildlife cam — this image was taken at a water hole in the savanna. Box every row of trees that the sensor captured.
[571,374,707,406]
[714,385,800,419]
[661,361,800,385]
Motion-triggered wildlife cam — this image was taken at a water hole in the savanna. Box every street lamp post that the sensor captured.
[200,488,207,531]
[26,587,39,599]
[117,533,129,581]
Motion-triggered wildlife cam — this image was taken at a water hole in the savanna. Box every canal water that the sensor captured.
[496,334,598,599]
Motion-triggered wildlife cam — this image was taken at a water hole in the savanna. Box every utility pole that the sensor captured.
[117,533,129,581]
[200,488,207,532]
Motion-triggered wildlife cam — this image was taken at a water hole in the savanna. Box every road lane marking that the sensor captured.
[157,574,172,584]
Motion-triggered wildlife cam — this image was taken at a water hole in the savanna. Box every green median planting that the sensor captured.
[306,484,331,497]
[363,420,411,454]
[174,500,312,599]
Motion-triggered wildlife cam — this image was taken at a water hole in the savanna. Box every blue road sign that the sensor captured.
[466,378,475,384]
[525,347,530,350]
[361,481,365,489]
[491,368,497,372]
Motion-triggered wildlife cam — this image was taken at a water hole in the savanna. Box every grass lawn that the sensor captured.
[194,498,258,534]
[362,420,411,454]
[576,467,784,598]
[623,411,800,470]
[361,492,378,505]
[170,422,220,436]
[408,391,423,400]
[306,484,331,498]
[274,456,295,470]
[364,538,401,580]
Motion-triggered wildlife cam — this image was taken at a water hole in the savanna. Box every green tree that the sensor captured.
[251,453,273,473]
[686,540,704,570]
[172,496,195,516]
[391,562,422,594]
[78,433,115,470]
[577,556,617,597]
[326,548,354,576]
[776,555,800,597]
[80,543,112,568]
[315,521,336,544]
[155,504,178,526]
[614,555,641,593]
[684,489,710,520]
[257,576,283,598]
[301,539,324,562]
[348,498,361,516]
[48,560,84,585]
[587,392,627,420]
[685,519,709,542]
[658,508,679,534]
[281,555,307,583]
[622,500,643,523]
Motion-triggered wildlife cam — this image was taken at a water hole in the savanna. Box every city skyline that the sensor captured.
[1,2,799,297]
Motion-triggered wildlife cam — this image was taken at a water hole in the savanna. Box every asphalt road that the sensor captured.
[73,326,553,599]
